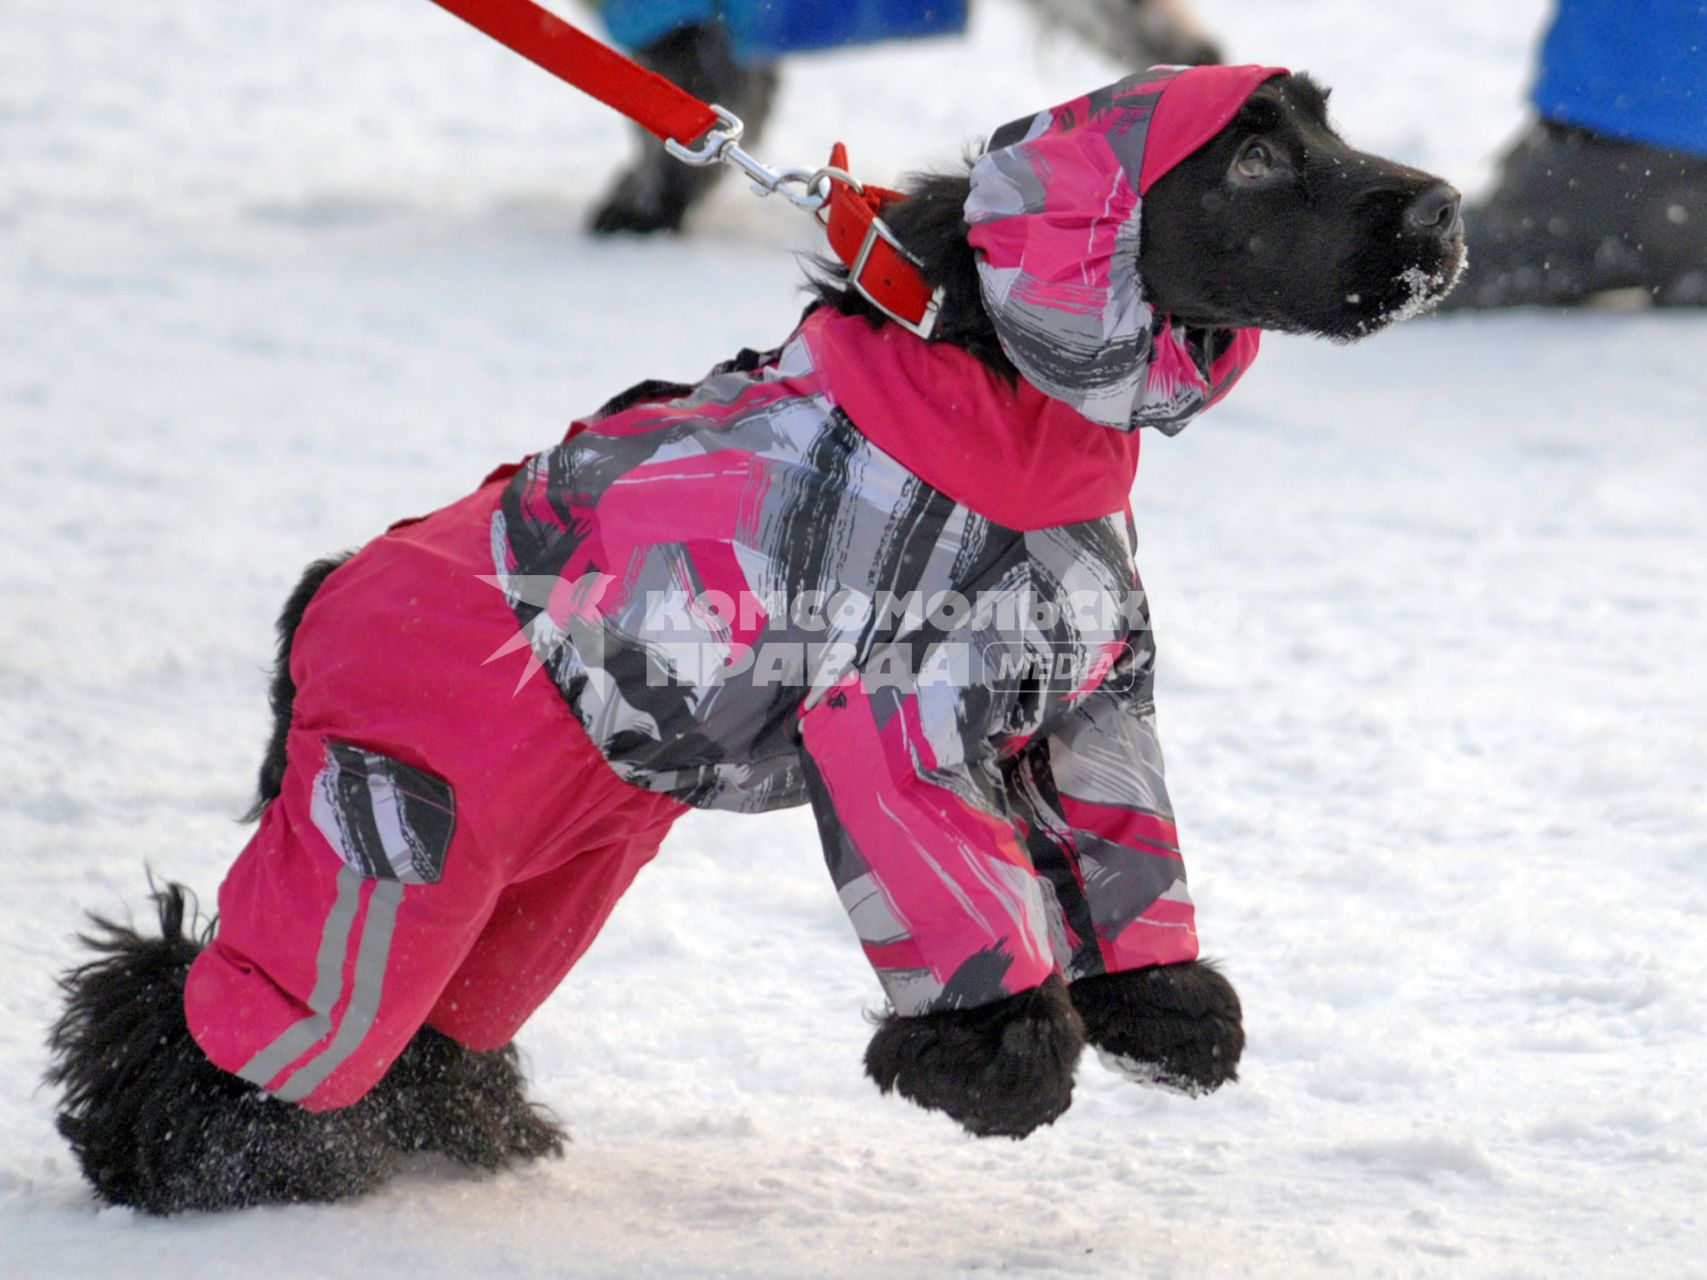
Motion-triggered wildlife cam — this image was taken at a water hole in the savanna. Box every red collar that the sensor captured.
[819,144,940,337]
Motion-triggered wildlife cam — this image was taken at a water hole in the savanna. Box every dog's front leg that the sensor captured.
[863,974,1085,1139]
[1069,960,1244,1095]
[1001,624,1245,1097]
[799,674,1088,1140]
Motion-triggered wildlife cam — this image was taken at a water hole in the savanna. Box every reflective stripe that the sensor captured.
[271,879,404,1103]
[236,866,363,1089]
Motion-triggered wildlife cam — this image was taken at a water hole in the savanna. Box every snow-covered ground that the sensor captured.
[3,0,1703,1275]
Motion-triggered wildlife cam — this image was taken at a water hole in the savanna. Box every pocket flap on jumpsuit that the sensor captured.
[308,740,456,886]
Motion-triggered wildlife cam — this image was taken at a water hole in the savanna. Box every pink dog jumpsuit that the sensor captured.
[184,65,1280,1110]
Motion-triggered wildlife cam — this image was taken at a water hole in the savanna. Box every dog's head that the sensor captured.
[1137,70,1465,340]
[814,66,1464,432]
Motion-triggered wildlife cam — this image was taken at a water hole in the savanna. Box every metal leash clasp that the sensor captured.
[664,105,831,212]
[665,114,939,336]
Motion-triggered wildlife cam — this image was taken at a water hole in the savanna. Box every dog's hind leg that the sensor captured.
[245,553,352,822]
[45,884,398,1214]
[1068,960,1244,1096]
[378,825,684,1166]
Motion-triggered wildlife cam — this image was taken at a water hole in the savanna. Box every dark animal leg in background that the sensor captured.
[1436,120,1707,310]
[590,21,778,235]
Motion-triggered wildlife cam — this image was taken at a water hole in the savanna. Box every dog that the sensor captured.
[46,66,1464,1214]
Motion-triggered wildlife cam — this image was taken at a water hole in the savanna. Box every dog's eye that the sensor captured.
[1234,140,1277,180]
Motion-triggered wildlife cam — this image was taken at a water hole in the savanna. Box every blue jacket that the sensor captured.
[1534,0,1707,156]
[601,0,966,61]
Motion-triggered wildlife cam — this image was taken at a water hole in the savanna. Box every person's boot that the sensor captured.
[590,21,778,235]
[1440,119,1707,310]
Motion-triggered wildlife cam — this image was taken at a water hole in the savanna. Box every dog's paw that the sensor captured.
[1070,960,1244,1097]
[376,1029,566,1169]
[46,882,398,1213]
[864,974,1085,1139]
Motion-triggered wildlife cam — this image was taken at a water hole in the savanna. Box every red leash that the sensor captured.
[425,0,940,336]
[427,0,716,144]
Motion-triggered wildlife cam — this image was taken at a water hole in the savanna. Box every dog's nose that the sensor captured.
[1405,183,1463,240]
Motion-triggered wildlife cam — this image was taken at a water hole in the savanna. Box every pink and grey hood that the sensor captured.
[965,64,1285,434]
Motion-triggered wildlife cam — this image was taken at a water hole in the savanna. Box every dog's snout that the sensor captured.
[1405,183,1463,240]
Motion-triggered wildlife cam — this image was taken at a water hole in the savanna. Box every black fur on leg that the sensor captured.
[45,882,397,1213]
[864,973,1084,1139]
[245,552,352,821]
[1069,959,1244,1097]
[373,1027,566,1169]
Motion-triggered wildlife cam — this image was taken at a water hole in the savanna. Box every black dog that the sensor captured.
[47,71,1463,1213]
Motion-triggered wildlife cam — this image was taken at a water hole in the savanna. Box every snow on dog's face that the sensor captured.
[965,67,1464,429]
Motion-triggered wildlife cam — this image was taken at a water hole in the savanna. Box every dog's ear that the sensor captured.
[804,168,1015,381]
